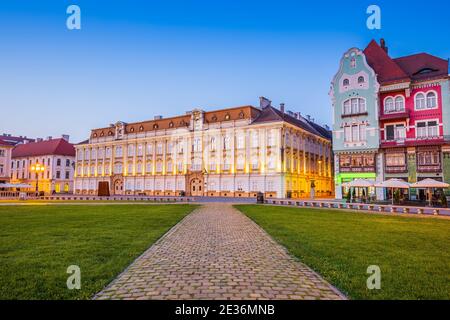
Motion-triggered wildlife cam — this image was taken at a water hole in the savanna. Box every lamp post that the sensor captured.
[30,163,45,193]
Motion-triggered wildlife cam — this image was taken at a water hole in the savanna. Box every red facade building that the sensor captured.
[364,40,449,187]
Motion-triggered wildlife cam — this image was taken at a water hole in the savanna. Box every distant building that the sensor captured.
[330,39,450,200]
[10,136,76,194]
[74,98,333,198]
[0,134,34,184]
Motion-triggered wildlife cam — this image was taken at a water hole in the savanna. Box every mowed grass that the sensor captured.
[0,204,197,299]
[235,205,450,300]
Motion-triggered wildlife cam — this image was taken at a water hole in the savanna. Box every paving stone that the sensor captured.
[94,204,345,300]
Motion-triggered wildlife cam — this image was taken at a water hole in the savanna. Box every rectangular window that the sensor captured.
[359,124,366,141]
[56,171,61,179]
[351,125,359,142]
[417,121,438,138]
[343,100,351,115]
[156,144,163,154]
[428,121,438,137]
[386,125,395,140]
[65,171,70,179]
[236,135,244,149]
[344,126,351,142]
[386,153,406,166]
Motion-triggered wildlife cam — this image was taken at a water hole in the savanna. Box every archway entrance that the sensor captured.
[190,178,203,196]
[113,179,123,195]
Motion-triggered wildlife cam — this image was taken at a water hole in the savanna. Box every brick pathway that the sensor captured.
[94,203,345,300]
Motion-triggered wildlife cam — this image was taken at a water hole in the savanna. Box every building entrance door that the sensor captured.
[113,179,123,195]
[190,178,203,196]
[98,181,110,196]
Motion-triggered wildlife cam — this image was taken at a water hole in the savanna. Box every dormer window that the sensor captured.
[414,68,437,75]
[343,79,350,86]
[358,76,365,84]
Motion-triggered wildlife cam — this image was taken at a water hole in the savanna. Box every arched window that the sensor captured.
[385,97,394,113]
[358,76,365,84]
[343,79,350,86]
[415,93,426,110]
[395,96,404,112]
[426,92,437,108]
[343,98,366,115]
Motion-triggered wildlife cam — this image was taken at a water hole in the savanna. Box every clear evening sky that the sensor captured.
[1,0,449,142]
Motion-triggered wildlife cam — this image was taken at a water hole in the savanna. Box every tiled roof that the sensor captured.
[252,106,331,140]
[363,40,449,85]
[0,134,35,146]
[76,139,90,145]
[393,53,448,82]
[363,40,410,84]
[0,139,15,147]
[12,138,75,158]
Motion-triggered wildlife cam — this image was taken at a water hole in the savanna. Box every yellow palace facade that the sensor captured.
[74,98,333,198]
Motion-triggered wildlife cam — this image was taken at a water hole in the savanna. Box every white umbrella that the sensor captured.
[410,179,449,206]
[342,179,375,188]
[410,178,449,188]
[342,179,375,202]
[375,179,410,205]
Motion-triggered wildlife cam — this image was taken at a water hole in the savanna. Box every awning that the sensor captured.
[375,179,410,189]
[342,179,375,188]
[410,178,449,189]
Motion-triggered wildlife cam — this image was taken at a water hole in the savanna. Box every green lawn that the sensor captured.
[235,205,450,300]
[0,204,197,299]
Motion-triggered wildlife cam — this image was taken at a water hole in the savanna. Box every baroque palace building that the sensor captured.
[331,39,450,199]
[74,97,333,198]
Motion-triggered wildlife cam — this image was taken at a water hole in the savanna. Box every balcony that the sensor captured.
[382,136,444,148]
[379,109,410,121]
[381,139,406,148]
[341,111,368,119]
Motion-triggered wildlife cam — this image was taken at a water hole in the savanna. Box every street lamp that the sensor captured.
[30,163,45,193]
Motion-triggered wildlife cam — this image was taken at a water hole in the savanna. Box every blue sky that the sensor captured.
[1,0,449,142]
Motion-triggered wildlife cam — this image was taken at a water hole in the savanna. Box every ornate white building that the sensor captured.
[74,98,333,198]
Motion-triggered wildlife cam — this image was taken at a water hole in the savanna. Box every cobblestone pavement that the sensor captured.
[94,203,345,300]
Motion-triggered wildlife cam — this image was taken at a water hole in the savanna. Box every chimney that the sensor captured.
[306,115,311,121]
[280,103,285,114]
[154,115,163,120]
[46,136,52,141]
[324,124,330,130]
[37,138,43,142]
[380,38,388,54]
[259,97,272,109]
[62,134,70,142]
